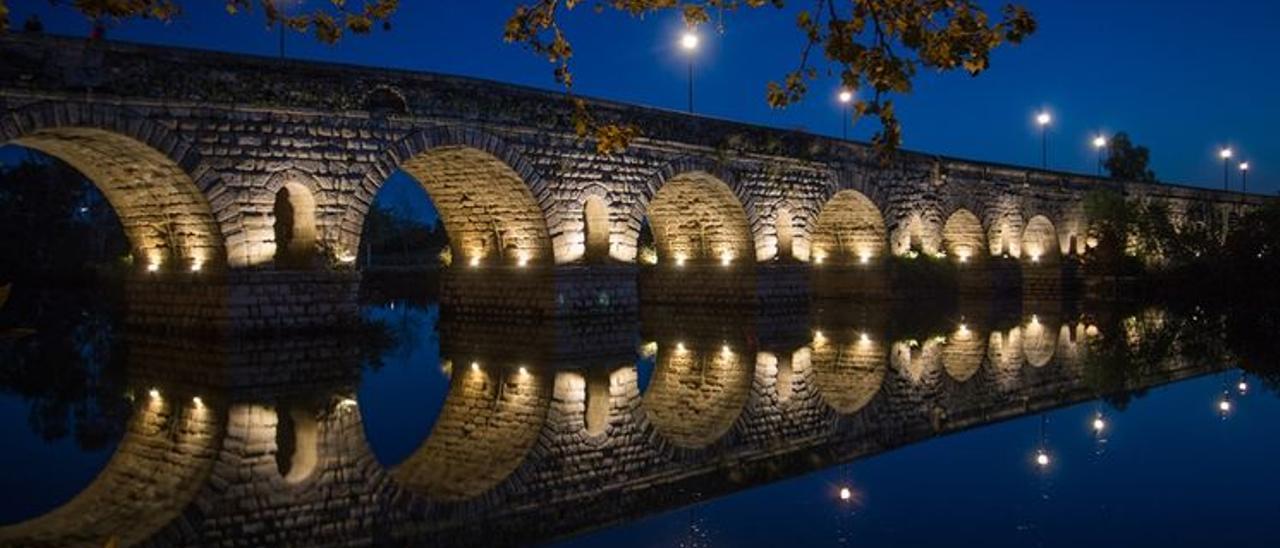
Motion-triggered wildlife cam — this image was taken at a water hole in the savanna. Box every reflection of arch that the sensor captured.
[810,335,886,414]
[891,338,943,383]
[1022,215,1058,263]
[988,328,1024,371]
[582,194,611,262]
[942,209,986,263]
[645,172,754,265]
[642,343,753,448]
[276,405,319,483]
[943,325,986,382]
[1022,316,1057,367]
[811,190,887,264]
[1056,323,1087,366]
[393,366,551,501]
[0,396,220,546]
[2,105,227,271]
[273,182,319,268]
[342,127,556,266]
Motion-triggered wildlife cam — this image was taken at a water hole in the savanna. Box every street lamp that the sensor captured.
[1220,147,1233,190]
[1092,134,1107,176]
[1240,161,1250,193]
[1036,111,1052,169]
[680,31,699,114]
[838,88,854,139]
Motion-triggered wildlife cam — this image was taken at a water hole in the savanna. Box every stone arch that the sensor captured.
[341,127,557,266]
[889,207,944,257]
[581,192,612,263]
[1,102,228,271]
[942,208,986,263]
[624,157,761,264]
[642,169,755,266]
[641,342,753,449]
[774,204,796,261]
[272,182,320,268]
[0,392,220,546]
[363,85,409,116]
[1022,215,1059,263]
[987,207,1024,258]
[810,189,888,265]
[274,404,320,483]
[810,333,886,414]
[393,365,552,501]
[943,323,986,382]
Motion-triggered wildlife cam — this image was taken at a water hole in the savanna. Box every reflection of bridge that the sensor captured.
[0,306,1229,545]
[1,35,1265,321]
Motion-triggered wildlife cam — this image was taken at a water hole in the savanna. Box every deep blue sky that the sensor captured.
[11,0,1278,194]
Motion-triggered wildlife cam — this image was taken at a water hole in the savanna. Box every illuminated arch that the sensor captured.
[642,342,753,449]
[809,333,886,414]
[582,194,612,262]
[891,338,943,384]
[341,127,556,266]
[272,181,320,268]
[988,327,1024,371]
[393,366,552,501]
[942,209,986,264]
[1,104,227,271]
[644,171,755,266]
[987,210,1024,257]
[943,323,986,382]
[774,205,796,261]
[0,396,220,546]
[1022,215,1059,263]
[810,190,887,265]
[1022,315,1057,367]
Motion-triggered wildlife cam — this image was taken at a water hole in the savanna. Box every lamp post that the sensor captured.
[680,31,699,114]
[838,89,854,139]
[1220,148,1233,190]
[1092,135,1107,176]
[1240,162,1250,193]
[1036,111,1052,169]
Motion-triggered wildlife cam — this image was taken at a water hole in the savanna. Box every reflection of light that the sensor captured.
[469,256,481,268]
[192,396,204,408]
[147,262,160,273]
[337,253,357,264]
[1238,380,1249,394]
[1219,399,1232,412]
[1035,450,1050,467]
[814,253,826,265]
[471,362,480,372]
[720,252,733,266]
[1092,415,1106,433]
[518,366,528,375]
[1030,314,1039,325]
[676,342,686,352]
[148,388,161,399]
[839,487,852,500]
[338,398,358,409]
[1030,253,1041,263]
[958,323,969,335]
[813,330,825,342]
[190,261,203,273]
[675,253,687,267]
[721,344,732,355]
[859,252,870,264]
[517,252,529,268]
[859,332,870,344]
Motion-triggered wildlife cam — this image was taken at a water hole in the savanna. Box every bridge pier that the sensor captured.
[124,270,361,333]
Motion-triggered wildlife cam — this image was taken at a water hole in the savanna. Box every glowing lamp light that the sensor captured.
[1092,135,1107,149]
[336,253,357,264]
[839,487,852,501]
[1035,450,1051,467]
[676,342,687,352]
[958,251,970,263]
[148,388,160,399]
[1220,148,1233,160]
[721,344,732,355]
[1030,252,1041,263]
[470,361,480,372]
[1240,162,1250,172]
[838,89,854,104]
[190,261,203,273]
[674,253,687,267]
[517,254,529,268]
[958,323,969,335]
[680,31,699,51]
[859,252,871,264]
[338,398,358,409]
[147,262,160,273]
[814,252,826,265]
[1036,111,1052,126]
[518,366,528,375]
[469,256,481,268]
[859,332,870,344]
[720,252,733,267]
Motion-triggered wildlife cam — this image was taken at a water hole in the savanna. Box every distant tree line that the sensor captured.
[358,203,449,269]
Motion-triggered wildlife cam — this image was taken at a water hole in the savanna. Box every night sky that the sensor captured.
[9,0,1278,199]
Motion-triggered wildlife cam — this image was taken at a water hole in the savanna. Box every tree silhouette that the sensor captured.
[1105,132,1156,182]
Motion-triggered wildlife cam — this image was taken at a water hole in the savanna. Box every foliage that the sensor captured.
[888,252,957,296]
[1104,132,1156,182]
[505,0,1035,157]
[0,151,130,282]
[1082,189,1222,276]
[358,204,448,268]
[0,0,399,45]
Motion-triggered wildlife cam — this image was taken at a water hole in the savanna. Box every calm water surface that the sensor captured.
[3,284,1279,546]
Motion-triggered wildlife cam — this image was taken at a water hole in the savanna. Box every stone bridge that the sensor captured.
[0,34,1264,319]
[0,304,1229,546]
